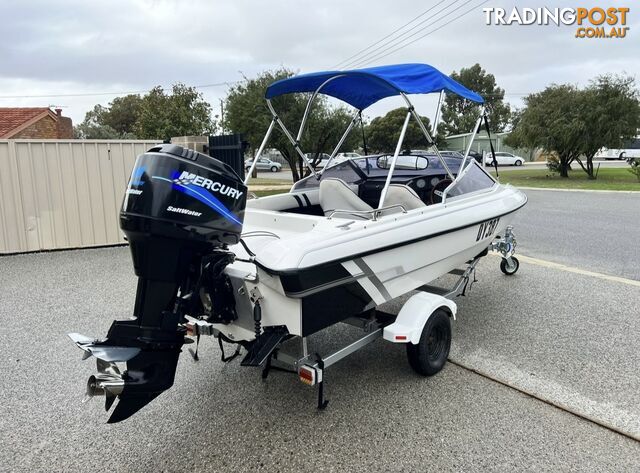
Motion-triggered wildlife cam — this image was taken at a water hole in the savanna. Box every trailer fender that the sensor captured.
[383,292,457,344]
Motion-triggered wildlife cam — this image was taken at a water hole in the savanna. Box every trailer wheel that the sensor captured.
[500,256,519,275]
[406,309,451,376]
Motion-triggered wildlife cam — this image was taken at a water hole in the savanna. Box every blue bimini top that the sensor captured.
[265,63,484,110]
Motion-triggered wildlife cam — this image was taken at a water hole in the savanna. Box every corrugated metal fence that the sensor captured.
[0,139,160,254]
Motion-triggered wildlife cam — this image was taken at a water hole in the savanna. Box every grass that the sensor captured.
[493,167,640,191]
[253,188,288,197]
[248,167,640,195]
[247,177,292,186]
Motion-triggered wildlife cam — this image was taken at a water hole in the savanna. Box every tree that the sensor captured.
[365,108,432,153]
[135,84,215,140]
[224,69,359,182]
[76,86,215,140]
[505,85,585,177]
[439,64,511,137]
[74,104,122,139]
[506,76,640,179]
[101,94,143,136]
[299,105,359,178]
[576,75,640,179]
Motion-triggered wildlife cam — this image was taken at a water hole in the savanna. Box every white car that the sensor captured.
[335,152,362,162]
[244,157,282,172]
[485,152,524,166]
[304,153,332,169]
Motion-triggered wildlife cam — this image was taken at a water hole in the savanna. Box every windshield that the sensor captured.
[445,160,496,198]
[292,159,365,191]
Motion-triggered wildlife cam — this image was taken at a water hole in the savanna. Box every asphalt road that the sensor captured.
[1,189,639,472]
[511,189,640,280]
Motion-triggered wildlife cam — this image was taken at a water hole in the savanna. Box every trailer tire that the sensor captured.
[406,309,451,376]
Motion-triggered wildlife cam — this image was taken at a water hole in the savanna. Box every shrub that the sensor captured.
[546,155,571,174]
[628,158,640,182]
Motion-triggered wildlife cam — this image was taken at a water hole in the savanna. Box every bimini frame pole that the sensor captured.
[400,93,454,180]
[243,118,276,185]
[320,110,361,176]
[432,90,444,138]
[441,106,488,204]
[378,110,412,209]
[296,75,346,143]
[266,99,319,179]
[460,106,486,171]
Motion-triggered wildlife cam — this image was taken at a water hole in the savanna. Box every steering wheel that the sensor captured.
[429,178,453,205]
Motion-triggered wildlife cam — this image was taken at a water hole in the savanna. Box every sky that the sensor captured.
[0,0,637,127]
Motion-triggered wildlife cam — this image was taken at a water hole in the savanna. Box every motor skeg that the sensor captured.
[78,144,248,423]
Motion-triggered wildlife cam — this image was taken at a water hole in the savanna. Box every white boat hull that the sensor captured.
[217,184,526,340]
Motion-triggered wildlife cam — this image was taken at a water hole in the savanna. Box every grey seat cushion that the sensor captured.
[319,178,373,219]
[383,184,425,211]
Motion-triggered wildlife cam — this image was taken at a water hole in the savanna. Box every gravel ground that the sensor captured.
[1,188,639,472]
[1,246,639,472]
[386,258,640,439]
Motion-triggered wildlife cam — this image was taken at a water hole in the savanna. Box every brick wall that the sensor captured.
[11,116,58,139]
[56,116,73,139]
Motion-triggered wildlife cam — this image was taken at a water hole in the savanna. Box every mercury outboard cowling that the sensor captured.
[69,144,247,423]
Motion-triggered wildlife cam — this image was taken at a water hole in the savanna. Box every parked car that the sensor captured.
[458,149,484,164]
[485,151,524,166]
[596,138,640,160]
[439,150,464,159]
[304,153,332,169]
[335,152,362,163]
[244,157,282,172]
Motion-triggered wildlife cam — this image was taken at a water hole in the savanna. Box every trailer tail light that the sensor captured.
[185,322,196,336]
[298,365,321,386]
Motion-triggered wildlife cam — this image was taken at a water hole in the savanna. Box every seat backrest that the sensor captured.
[319,178,372,219]
[383,184,425,211]
[247,188,319,211]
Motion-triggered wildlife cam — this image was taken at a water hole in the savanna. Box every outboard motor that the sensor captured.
[69,144,247,423]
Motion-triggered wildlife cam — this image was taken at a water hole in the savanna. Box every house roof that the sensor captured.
[0,107,58,138]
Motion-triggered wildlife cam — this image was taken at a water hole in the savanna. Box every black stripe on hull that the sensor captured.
[279,262,351,294]
[301,281,373,336]
[261,202,526,296]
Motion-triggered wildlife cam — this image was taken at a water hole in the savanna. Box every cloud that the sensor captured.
[0,0,637,123]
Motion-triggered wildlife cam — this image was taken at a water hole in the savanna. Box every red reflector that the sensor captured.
[300,370,313,381]
[395,335,407,341]
[299,367,316,385]
[185,323,195,336]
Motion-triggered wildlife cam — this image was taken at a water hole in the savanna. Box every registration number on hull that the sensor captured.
[476,217,500,241]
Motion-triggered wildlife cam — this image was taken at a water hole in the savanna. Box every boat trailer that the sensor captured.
[185,229,518,409]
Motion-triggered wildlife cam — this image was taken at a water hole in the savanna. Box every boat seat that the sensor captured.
[383,184,426,211]
[319,178,373,219]
[247,188,319,211]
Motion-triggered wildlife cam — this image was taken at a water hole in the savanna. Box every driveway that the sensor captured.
[0,188,638,472]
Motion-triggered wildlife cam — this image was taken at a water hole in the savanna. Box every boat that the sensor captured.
[69,63,527,423]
